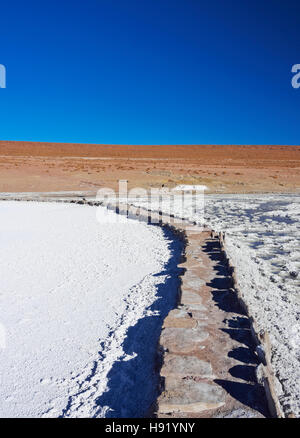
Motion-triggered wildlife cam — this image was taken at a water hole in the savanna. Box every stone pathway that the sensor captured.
[156,229,270,418]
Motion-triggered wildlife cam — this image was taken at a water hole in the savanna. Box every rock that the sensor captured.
[158,377,225,414]
[180,290,204,306]
[190,309,208,319]
[163,309,197,329]
[184,277,205,289]
[161,354,214,379]
[160,327,208,354]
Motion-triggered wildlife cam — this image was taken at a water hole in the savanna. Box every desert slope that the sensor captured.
[0,141,299,193]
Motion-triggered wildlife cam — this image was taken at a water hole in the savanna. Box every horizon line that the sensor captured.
[1,140,300,148]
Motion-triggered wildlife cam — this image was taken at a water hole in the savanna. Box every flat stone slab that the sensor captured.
[158,377,226,414]
[163,309,197,329]
[190,309,208,319]
[164,308,191,319]
[186,246,203,255]
[181,290,203,305]
[184,278,205,289]
[182,302,207,312]
[161,354,214,379]
[185,248,203,259]
[183,270,201,279]
[178,261,203,270]
[160,327,208,354]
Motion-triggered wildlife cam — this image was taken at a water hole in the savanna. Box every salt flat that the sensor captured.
[0,201,180,417]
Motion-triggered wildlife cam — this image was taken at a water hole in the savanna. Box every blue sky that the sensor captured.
[0,0,300,145]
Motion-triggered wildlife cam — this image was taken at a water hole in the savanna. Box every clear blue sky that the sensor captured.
[0,0,300,145]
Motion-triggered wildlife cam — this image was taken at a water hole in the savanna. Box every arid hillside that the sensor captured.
[0,141,299,193]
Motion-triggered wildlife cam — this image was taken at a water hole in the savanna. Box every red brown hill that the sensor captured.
[0,141,299,193]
